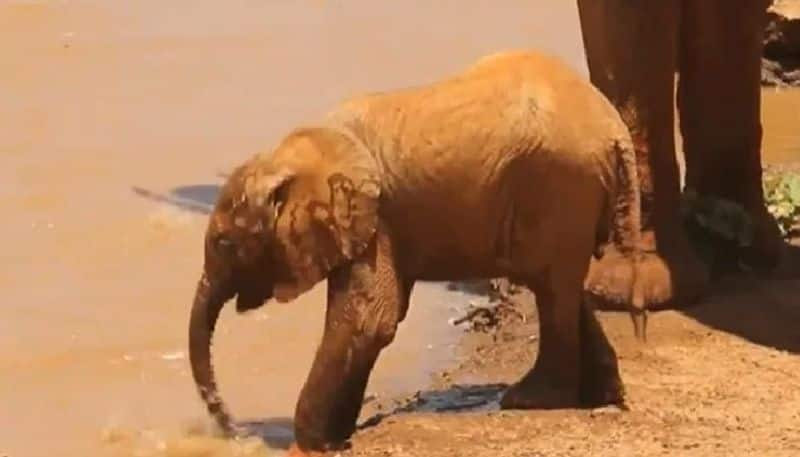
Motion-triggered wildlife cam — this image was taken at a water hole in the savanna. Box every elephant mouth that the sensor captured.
[273,281,304,303]
[234,281,301,310]
[235,285,272,313]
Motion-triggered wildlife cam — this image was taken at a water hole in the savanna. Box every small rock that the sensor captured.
[763,0,800,86]
[590,405,624,418]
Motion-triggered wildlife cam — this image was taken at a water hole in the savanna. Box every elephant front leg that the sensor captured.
[292,229,405,454]
[292,316,382,453]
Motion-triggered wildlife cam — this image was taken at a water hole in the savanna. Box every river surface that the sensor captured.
[1,2,798,457]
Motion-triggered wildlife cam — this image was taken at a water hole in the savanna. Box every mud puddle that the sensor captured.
[95,282,477,457]
[1,267,477,457]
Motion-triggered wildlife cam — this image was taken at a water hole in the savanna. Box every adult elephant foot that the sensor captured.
[584,228,710,311]
[741,207,784,271]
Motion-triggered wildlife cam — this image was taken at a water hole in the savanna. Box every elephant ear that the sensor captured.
[270,127,381,302]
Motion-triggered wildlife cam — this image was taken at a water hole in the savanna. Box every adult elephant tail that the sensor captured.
[188,273,237,436]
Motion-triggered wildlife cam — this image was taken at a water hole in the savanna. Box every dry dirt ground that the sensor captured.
[343,245,800,457]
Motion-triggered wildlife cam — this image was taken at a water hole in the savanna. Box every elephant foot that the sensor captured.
[579,349,626,408]
[287,443,328,457]
[501,357,625,410]
[584,233,709,311]
[741,208,784,271]
[499,371,580,410]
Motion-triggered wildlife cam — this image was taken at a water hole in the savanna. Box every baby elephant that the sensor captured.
[188,50,645,455]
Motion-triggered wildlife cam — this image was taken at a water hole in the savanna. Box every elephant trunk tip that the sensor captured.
[198,385,239,437]
[191,336,240,438]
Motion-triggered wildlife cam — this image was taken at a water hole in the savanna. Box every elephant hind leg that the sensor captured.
[500,244,626,410]
[500,229,608,410]
[578,300,625,407]
[500,280,626,410]
[500,266,582,409]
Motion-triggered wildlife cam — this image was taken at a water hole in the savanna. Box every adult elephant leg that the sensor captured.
[292,227,406,453]
[577,0,709,309]
[678,0,782,270]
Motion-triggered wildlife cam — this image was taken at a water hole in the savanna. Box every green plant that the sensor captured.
[678,171,800,272]
[763,171,800,237]
[680,187,755,269]
[681,188,755,246]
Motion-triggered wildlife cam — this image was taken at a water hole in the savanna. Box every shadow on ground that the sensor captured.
[235,416,296,450]
[203,386,506,450]
[358,383,508,431]
[679,243,800,354]
[132,183,221,215]
[446,280,494,296]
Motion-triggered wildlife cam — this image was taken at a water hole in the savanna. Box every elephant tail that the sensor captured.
[612,137,647,338]
[610,137,641,257]
[586,137,647,340]
[587,135,647,339]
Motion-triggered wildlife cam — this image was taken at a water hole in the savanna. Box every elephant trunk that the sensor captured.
[188,273,237,436]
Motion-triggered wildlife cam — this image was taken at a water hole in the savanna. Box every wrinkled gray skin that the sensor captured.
[188,50,645,454]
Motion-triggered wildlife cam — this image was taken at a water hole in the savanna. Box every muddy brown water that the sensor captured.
[1,2,798,457]
[761,87,800,164]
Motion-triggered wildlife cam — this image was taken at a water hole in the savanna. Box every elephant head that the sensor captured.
[188,126,381,434]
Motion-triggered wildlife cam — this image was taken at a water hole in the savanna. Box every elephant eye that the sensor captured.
[213,234,236,256]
